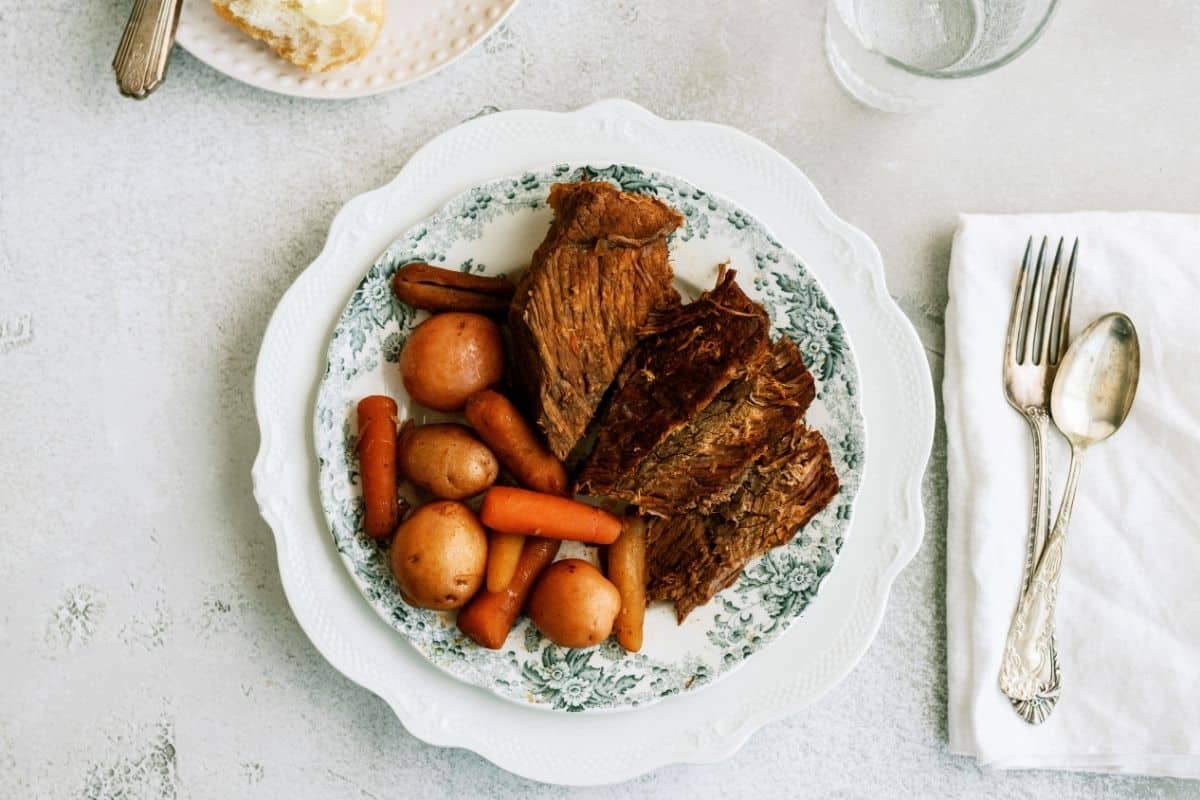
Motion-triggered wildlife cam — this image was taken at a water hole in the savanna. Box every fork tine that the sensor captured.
[1037,238,1065,366]
[1021,237,1048,364]
[1006,237,1034,363]
[1051,238,1079,364]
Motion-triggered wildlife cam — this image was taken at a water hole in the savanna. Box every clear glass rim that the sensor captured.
[876,0,1061,80]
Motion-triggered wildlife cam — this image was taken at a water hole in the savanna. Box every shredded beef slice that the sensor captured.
[574,267,770,496]
[645,425,840,621]
[508,181,682,460]
[594,337,815,516]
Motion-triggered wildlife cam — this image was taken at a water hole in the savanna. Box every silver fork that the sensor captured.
[997,236,1077,724]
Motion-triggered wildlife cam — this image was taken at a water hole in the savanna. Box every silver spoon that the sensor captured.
[999,312,1140,719]
[113,0,184,99]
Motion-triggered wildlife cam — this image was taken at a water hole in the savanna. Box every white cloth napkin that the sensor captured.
[945,213,1200,779]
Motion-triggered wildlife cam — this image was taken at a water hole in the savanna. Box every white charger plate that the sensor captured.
[252,99,934,783]
[176,0,519,99]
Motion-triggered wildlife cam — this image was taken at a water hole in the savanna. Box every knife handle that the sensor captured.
[113,0,184,99]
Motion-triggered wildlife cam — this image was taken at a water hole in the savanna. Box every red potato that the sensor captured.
[527,559,622,648]
[356,395,399,539]
[464,390,568,496]
[457,538,561,649]
[399,313,504,412]
[389,501,488,610]
[479,486,623,545]
[396,422,499,500]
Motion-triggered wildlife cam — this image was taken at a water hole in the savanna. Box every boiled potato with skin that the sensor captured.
[397,422,499,500]
[389,501,488,610]
[400,312,504,412]
[527,559,621,648]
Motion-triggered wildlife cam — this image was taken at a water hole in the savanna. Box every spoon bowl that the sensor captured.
[1051,312,1140,447]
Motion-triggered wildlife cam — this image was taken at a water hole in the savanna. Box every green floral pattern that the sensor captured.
[315,165,864,711]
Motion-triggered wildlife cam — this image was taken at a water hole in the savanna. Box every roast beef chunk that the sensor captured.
[645,425,840,622]
[511,181,840,623]
[587,337,815,517]
[574,268,770,496]
[508,181,683,460]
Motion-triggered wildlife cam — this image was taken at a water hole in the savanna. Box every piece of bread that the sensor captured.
[212,0,385,73]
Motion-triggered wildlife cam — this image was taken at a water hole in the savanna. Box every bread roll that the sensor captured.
[212,0,384,73]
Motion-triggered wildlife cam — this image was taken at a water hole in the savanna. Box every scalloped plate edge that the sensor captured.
[251,98,934,784]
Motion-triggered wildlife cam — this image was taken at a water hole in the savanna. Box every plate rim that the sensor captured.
[175,0,521,100]
[312,162,868,712]
[251,99,934,784]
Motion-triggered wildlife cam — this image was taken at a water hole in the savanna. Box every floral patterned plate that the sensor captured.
[314,164,864,712]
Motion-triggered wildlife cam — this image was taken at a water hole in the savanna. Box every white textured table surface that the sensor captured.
[2,1,1198,797]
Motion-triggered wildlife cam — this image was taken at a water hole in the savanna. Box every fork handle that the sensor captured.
[998,407,1062,723]
[1000,439,1084,721]
[113,0,184,99]
[1021,408,1051,594]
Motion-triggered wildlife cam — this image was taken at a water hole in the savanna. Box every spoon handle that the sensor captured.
[999,446,1085,719]
[113,0,184,99]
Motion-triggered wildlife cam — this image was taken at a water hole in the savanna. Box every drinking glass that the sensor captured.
[826,0,1060,112]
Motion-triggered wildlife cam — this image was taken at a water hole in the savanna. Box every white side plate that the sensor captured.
[177,0,518,99]
[252,99,934,784]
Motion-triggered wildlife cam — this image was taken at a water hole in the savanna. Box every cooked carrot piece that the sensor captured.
[391,263,515,314]
[356,395,399,539]
[479,486,622,545]
[608,516,647,652]
[465,390,568,496]
[486,530,525,593]
[457,538,560,649]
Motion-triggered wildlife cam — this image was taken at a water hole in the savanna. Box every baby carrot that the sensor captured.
[608,516,647,652]
[458,538,560,649]
[486,530,526,593]
[356,395,399,539]
[464,390,568,496]
[479,486,622,545]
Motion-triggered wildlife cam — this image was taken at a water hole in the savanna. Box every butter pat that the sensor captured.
[300,0,354,25]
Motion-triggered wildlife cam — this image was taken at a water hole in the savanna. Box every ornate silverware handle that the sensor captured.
[113,0,184,99]
[1019,408,1052,594]
[999,406,1062,724]
[1000,447,1085,706]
